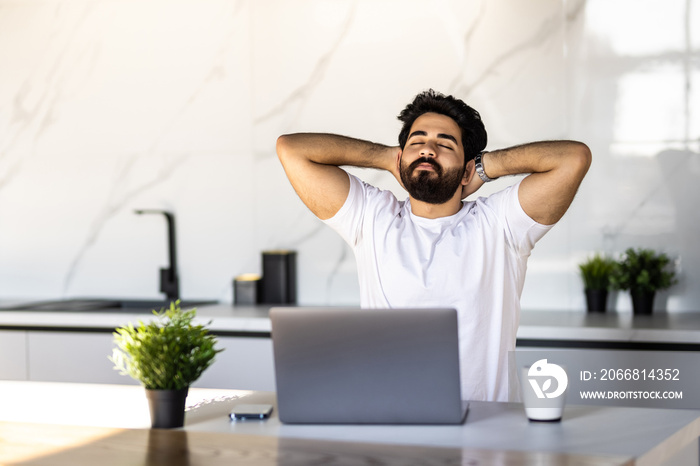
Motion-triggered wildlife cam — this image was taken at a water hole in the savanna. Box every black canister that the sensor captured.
[233,274,262,305]
[261,250,297,304]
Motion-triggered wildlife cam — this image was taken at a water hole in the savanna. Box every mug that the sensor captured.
[519,359,568,422]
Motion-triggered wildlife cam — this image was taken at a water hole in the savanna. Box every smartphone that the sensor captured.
[229,404,273,420]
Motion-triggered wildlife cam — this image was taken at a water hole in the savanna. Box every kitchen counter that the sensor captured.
[0,303,273,334]
[2,303,700,347]
[1,380,698,465]
[518,311,700,349]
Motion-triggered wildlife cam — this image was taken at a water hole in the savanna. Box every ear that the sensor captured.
[396,148,403,171]
[462,159,476,186]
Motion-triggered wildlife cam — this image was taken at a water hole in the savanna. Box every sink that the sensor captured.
[0,298,218,313]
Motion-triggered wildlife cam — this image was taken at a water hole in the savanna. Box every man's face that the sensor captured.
[399,112,466,205]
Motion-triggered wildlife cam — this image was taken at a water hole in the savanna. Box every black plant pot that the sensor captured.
[585,289,608,313]
[145,387,189,429]
[631,290,655,316]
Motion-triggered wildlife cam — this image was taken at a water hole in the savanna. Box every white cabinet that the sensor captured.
[26,331,275,391]
[28,331,137,385]
[0,330,28,380]
[193,337,276,391]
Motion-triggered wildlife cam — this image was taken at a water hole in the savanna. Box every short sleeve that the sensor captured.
[322,172,366,246]
[480,180,553,257]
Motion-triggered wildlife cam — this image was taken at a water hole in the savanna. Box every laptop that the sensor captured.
[269,307,468,424]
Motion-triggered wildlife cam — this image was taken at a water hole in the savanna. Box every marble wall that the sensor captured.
[0,0,698,311]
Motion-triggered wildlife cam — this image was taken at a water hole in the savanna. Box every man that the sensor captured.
[276,90,590,401]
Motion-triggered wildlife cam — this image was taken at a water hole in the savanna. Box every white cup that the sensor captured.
[520,359,568,422]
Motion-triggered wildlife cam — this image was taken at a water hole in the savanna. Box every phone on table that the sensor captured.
[229,404,273,420]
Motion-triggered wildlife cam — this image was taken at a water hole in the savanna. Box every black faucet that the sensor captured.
[134,209,180,302]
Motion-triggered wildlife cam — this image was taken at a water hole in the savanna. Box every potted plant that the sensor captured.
[578,254,616,312]
[611,248,677,315]
[111,301,223,428]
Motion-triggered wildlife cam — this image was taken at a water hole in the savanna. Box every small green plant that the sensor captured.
[611,248,677,293]
[111,301,223,390]
[579,254,617,290]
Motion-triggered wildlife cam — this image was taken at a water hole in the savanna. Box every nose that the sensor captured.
[420,141,437,157]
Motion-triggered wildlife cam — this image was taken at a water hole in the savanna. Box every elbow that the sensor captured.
[277,133,306,166]
[276,134,292,162]
[570,141,592,176]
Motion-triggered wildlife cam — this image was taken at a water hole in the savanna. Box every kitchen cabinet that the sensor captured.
[25,331,275,390]
[27,331,137,385]
[515,346,700,409]
[4,306,700,398]
[193,336,275,391]
[0,330,28,380]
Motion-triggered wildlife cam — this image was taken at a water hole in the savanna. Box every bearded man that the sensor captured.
[276,89,590,402]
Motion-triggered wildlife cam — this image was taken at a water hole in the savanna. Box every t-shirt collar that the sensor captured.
[404,199,470,226]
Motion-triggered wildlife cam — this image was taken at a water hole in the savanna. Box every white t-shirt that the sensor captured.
[324,172,552,402]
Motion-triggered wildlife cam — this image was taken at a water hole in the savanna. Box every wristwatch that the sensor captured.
[475,151,496,182]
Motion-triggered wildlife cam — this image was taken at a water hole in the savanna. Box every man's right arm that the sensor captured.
[276,133,399,220]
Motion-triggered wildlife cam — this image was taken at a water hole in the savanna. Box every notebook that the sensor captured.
[269,307,468,424]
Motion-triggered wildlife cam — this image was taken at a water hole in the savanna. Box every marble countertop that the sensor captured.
[0,303,273,333]
[518,311,700,344]
[2,302,700,344]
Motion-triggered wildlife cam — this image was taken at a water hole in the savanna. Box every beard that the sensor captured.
[399,157,464,205]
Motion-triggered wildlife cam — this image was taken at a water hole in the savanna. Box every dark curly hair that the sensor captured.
[398,89,487,164]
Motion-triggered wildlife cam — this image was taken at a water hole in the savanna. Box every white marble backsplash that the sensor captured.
[0,0,698,311]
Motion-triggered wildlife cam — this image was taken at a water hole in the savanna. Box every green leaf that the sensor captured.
[578,253,616,290]
[610,248,678,293]
[109,300,224,390]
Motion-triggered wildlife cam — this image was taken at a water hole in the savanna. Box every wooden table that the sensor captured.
[0,421,636,466]
[1,381,698,465]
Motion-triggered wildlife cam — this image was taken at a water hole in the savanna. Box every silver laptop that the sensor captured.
[270,307,468,424]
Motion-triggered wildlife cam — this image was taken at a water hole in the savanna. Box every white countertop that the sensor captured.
[3,303,700,344]
[0,304,273,333]
[518,311,700,344]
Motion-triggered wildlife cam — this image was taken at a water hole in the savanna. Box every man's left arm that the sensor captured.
[464,141,591,225]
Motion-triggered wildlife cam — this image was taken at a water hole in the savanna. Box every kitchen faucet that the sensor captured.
[134,209,180,302]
